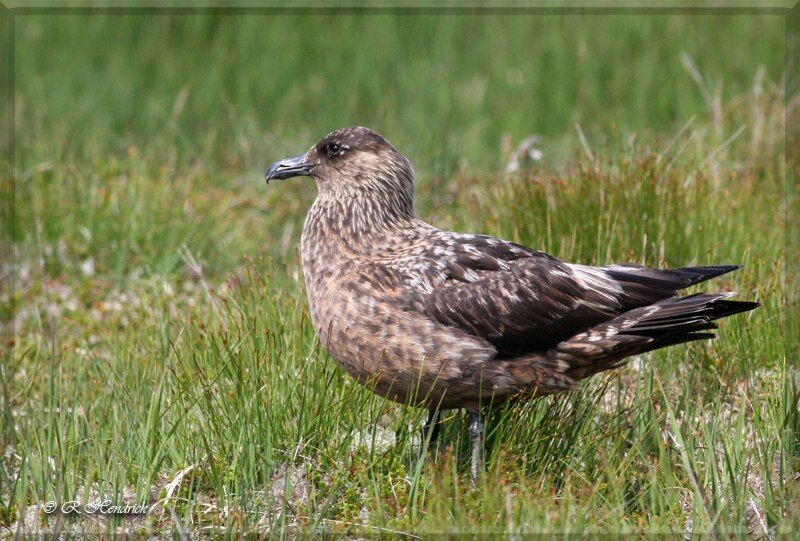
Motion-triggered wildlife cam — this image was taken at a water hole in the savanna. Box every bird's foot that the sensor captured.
[467,410,484,485]
[418,408,442,459]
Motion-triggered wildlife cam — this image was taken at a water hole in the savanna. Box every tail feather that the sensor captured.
[670,265,743,286]
[708,299,761,318]
[544,291,759,381]
[652,331,717,348]
[606,264,741,289]
[603,264,743,308]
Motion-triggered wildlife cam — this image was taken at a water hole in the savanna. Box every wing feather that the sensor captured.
[396,233,740,356]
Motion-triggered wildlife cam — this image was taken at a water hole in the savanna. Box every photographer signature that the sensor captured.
[43,500,149,516]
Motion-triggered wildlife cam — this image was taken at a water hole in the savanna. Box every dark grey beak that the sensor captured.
[265,154,315,183]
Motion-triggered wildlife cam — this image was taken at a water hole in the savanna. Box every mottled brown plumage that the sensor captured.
[265,126,759,473]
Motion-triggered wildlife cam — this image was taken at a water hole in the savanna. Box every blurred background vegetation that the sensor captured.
[16,13,783,168]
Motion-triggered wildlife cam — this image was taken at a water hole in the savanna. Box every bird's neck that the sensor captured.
[303,190,415,250]
[301,191,423,293]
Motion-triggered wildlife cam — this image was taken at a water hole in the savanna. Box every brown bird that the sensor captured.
[265,126,759,477]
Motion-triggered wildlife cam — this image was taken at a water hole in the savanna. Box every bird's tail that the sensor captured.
[543,292,759,381]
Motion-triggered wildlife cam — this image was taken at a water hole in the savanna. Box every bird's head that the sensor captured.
[266,126,415,216]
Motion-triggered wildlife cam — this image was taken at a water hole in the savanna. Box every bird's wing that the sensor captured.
[396,232,739,356]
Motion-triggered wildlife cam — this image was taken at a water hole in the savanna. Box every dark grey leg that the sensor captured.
[420,408,442,457]
[467,410,484,482]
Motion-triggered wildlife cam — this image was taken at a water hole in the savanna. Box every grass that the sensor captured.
[3,11,798,536]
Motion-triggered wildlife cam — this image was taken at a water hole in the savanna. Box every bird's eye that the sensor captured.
[323,143,343,157]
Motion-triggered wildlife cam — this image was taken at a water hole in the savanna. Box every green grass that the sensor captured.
[4,11,797,536]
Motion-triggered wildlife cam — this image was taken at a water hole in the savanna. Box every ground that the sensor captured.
[2,11,798,536]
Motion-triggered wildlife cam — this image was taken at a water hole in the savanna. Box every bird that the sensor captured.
[265,126,759,478]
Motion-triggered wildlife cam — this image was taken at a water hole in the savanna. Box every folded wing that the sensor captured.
[399,233,741,357]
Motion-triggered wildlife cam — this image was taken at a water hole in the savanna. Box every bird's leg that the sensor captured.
[467,410,485,483]
[419,408,442,458]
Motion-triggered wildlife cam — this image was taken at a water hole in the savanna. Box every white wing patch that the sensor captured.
[567,264,623,304]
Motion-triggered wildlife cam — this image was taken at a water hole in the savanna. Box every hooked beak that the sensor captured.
[265,154,315,183]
